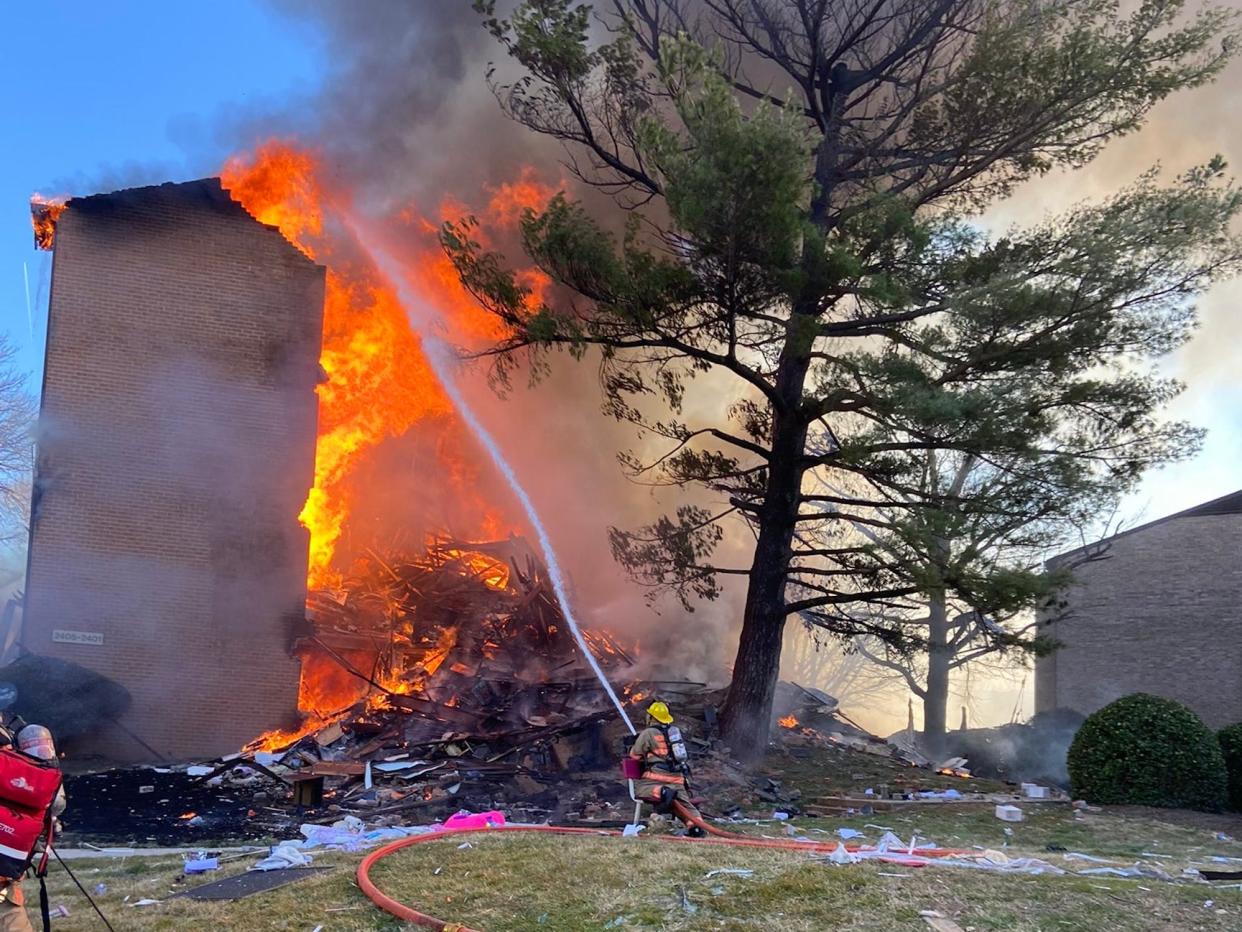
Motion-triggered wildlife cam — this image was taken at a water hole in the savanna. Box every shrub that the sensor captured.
[1067,693,1227,811]
[1218,724,1242,811]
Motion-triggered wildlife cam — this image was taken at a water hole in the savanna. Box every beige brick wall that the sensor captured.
[1035,512,1242,729]
[22,179,324,762]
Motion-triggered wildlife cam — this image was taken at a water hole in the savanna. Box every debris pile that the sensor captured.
[285,535,637,740]
[59,538,1053,844]
[222,537,659,826]
[772,681,929,767]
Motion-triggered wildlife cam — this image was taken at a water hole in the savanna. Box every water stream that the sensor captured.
[354,227,638,736]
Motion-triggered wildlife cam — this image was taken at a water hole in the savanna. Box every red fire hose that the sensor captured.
[357,806,964,930]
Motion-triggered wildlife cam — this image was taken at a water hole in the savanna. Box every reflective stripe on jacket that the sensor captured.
[630,726,684,784]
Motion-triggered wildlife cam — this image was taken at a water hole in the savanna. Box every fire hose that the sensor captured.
[357,805,964,931]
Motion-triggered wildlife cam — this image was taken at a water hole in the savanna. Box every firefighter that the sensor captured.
[629,701,705,837]
[0,723,64,932]
[0,866,29,931]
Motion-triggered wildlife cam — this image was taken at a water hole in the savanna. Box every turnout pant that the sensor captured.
[0,883,32,932]
[634,779,702,825]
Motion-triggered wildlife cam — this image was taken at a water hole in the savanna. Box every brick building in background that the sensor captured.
[1035,490,1242,728]
[22,179,324,762]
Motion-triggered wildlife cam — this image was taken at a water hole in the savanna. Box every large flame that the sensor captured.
[222,142,555,735]
[221,142,551,590]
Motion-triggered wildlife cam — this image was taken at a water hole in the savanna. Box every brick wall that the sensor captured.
[22,179,324,762]
[1035,511,1242,728]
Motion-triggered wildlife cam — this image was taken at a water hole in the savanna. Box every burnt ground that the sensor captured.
[62,768,282,846]
[58,729,1006,847]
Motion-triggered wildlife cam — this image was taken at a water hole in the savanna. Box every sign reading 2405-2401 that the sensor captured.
[51,629,104,646]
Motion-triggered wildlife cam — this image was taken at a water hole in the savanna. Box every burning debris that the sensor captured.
[256,534,637,752]
[937,758,973,779]
[86,534,652,830]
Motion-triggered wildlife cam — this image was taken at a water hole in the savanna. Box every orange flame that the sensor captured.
[485,166,558,230]
[444,549,511,591]
[222,142,561,741]
[30,194,67,250]
[937,767,971,779]
[221,142,552,590]
[222,146,443,587]
[778,715,799,729]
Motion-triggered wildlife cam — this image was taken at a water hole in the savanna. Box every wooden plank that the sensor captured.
[388,694,486,728]
[309,761,367,776]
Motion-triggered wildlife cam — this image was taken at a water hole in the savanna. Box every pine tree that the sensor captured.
[448,0,1241,753]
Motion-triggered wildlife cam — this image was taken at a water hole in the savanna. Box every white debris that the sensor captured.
[252,842,313,872]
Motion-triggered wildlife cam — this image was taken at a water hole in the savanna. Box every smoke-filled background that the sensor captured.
[211,1,755,686]
[2,1,1241,735]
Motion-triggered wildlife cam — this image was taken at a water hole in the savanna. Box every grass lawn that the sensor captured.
[39,802,1242,931]
[40,738,1242,930]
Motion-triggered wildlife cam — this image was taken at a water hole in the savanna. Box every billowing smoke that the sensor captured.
[49,1,1231,733]
[217,1,745,682]
[258,1,557,207]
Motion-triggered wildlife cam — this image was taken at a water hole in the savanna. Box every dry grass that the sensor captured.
[37,805,1242,931]
[43,743,1242,929]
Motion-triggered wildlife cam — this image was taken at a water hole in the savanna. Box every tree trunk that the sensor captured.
[720,118,842,757]
[718,560,790,755]
[923,588,950,755]
[719,353,812,756]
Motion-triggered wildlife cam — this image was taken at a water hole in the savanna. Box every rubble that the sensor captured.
[220,538,656,825]
[60,539,1039,843]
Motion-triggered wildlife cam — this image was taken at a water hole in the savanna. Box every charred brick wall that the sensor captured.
[1035,510,1242,729]
[22,179,324,762]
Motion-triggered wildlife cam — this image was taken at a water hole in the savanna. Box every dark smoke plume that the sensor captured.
[265,1,561,205]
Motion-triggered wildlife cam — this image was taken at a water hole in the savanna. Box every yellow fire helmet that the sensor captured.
[647,701,674,725]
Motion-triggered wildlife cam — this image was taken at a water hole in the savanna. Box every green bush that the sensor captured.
[1218,724,1242,811]
[1067,693,1227,811]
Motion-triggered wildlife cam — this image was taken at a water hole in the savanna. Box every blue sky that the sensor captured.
[0,0,323,380]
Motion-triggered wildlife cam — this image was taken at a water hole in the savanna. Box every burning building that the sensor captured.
[17,145,641,765]
[22,179,325,761]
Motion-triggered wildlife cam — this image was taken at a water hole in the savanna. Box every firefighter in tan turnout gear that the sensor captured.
[629,701,705,837]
